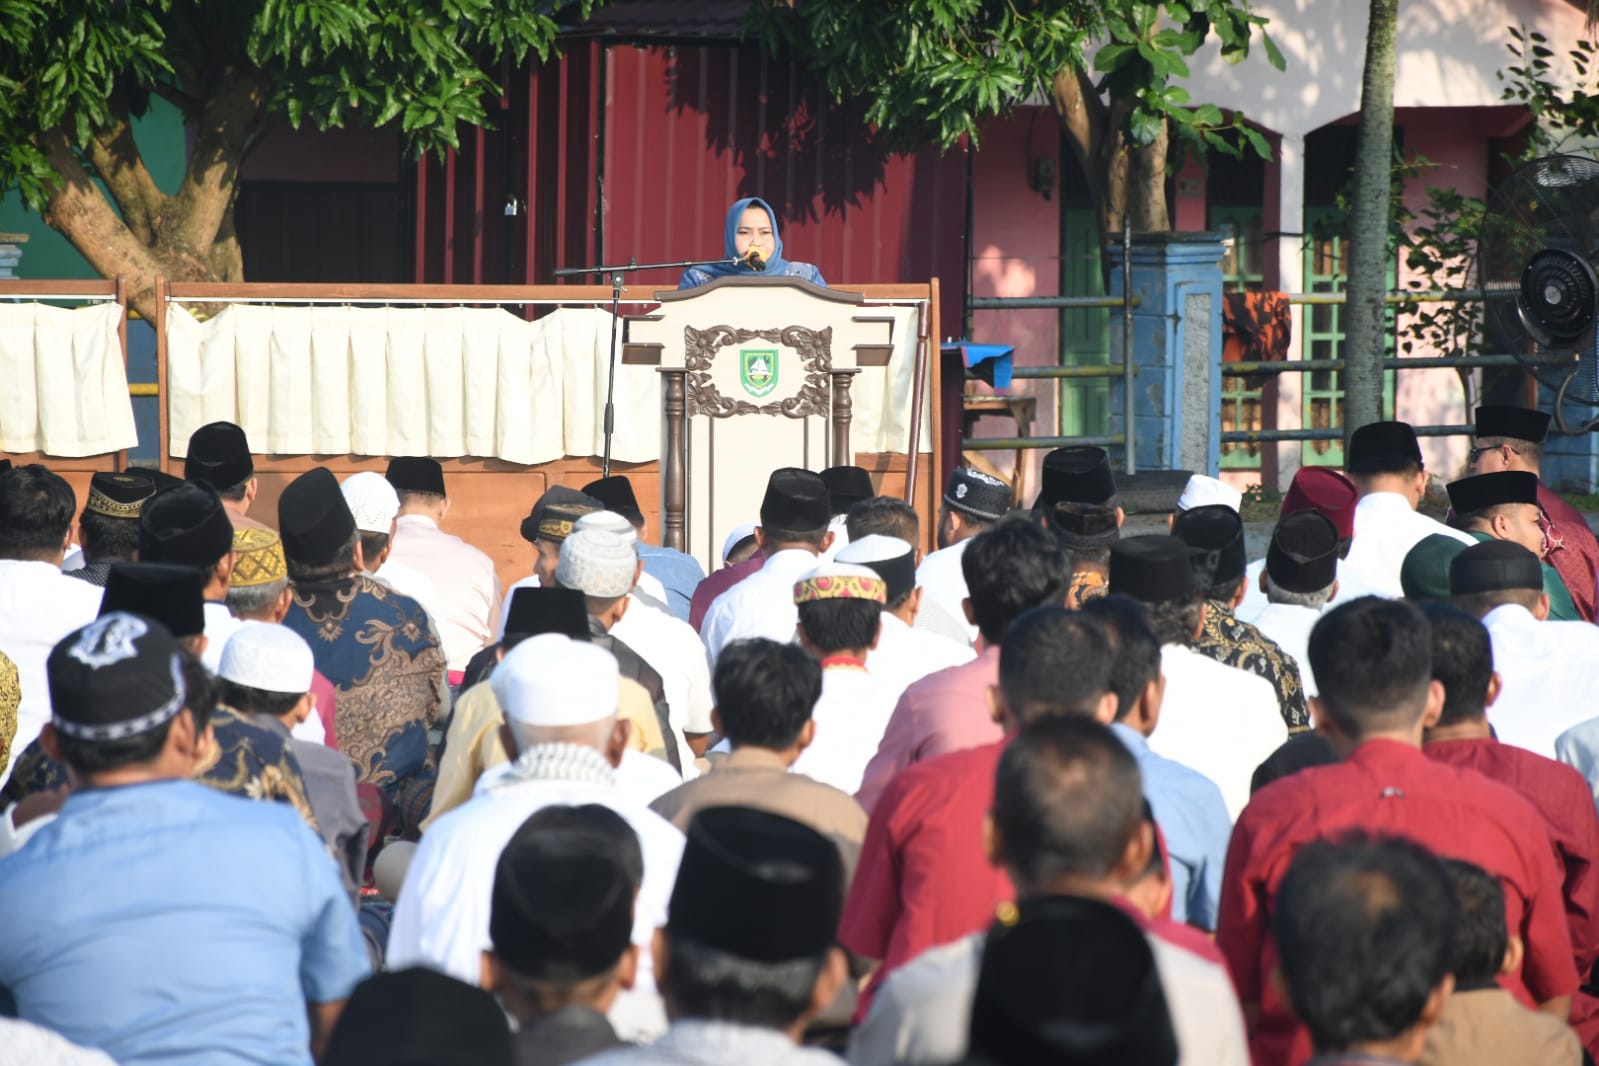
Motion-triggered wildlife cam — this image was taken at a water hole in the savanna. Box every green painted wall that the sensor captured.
[0,98,186,279]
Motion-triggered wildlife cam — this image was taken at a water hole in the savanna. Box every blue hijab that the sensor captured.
[696,197,793,280]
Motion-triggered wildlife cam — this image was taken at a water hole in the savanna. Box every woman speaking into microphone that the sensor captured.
[678,196,827,289]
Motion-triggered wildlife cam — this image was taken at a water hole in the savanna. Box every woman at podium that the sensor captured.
[679,197,827,289]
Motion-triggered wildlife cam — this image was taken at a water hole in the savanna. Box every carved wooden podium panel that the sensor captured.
[626,277,895,569]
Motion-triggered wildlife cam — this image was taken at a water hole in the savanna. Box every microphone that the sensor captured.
[743,248,766,272]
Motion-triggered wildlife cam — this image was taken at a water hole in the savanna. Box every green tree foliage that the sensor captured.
[749,0,1284,237]
[0,0,598,315]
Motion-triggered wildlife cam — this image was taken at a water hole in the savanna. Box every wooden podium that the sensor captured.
[625,277,897,568]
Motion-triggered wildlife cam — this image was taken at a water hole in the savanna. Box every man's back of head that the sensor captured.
[487,804,643,1023]
[1417,601,1493,729]
[1347,421,1426,500]
[1308,597,1434,741]
[1272,834,1458,1059]
[663,806,845,1034]
[1080,595,1162,726]
[0,464,75,563]
[990,715,1146,897]
[711,638,821,753]
[960,518,1070,646]
[1448,539,1546,620]
[1106,535,1204,647]
[997,607,1115,728]
[758,468,832,552]
[846,496,919,545]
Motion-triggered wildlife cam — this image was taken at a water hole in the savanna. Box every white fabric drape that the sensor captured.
[0,302,136,456]
[850,305,931,455]
[165,301,927,462]
[166,304,660,464]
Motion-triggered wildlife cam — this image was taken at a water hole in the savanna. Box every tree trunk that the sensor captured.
[1342,0,1400,443]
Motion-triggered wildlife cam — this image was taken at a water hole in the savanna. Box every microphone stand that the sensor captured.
[553,255,754,475]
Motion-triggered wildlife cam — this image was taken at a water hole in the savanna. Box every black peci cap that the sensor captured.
[1346,421,1423,477]
[502,587,591,641]
[1450,539,1543,596]
[582,476,644,523]
[1107,535,1198,605]
[1446,471,1539,516]
[100,562,207,639]
[820,466,875,515]
[47,613,188,744]
[1266,510,1340,594]
[1170,504,1246,590]
[668,806,842,963]
[759,468,831,532]
[1474,405,1551,445]
[183,422,254,490]
[278,467,358,567]
[385,456,447,497]
[138,482,234,569]
[1035,446,1117,510]
[944,467,1012,522]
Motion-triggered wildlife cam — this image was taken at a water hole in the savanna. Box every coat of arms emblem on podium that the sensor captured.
[739,348,779,398]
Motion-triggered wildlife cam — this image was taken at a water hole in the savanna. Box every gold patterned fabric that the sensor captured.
[1193,599,1310,733]
[0,650,18,776]
[1067,568,1109,610]
[793,573,886,604]
[231,527,288,587]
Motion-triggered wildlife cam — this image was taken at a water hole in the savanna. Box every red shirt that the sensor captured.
[1424,736,1599,973]
[1540,483,1599,624]
[838,740,1012,1017]
[1218,738,1579,1066]
[688,553,763,632]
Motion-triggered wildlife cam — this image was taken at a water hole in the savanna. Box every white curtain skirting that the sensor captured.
[0,302,136,456]
[166,301,928,464]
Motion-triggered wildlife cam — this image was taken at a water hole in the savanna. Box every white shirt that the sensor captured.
[611,595,716,738]
[1331,492,1473,605]
[915,540,977,643]
[0,560,103,774]
[700,549,822,663]
[867,612,975,702]
[847,927,1248,1066]
[1246,602,1320,698]
[383,514,502,673]
[1150,644,1285,821]
[790,664,898,794]
[1480,603,1599,760]
[387,744,683,1042]
[200,601,244,674]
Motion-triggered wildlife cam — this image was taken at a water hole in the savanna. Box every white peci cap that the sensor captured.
[340,471,401,534]
[1176,474,1243,513]
[218,621,315,694]
[492,634,620,726]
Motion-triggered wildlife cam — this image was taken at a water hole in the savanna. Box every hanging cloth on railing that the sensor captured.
[1222,291,1292,389]
[0,301,137,456]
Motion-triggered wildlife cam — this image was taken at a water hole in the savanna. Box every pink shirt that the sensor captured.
[310,669,339,750]
[855,645,1002,813]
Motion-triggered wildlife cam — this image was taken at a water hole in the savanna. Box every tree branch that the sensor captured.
[162,63,268,257]
[38,128,184,320]
[82,89,169,246]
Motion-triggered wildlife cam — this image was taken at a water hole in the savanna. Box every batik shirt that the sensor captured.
[0,650,17,776]
[2,706,317,830]
[1193,600,1309,733]
[281,574,447,794]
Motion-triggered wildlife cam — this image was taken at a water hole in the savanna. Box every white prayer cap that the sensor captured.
[1176,474,1243,513]
[722,522,758,563]
[575,509,638,545]
[556,528,637,599]
[493,633,619,726]
[218,621,314,694]
[340,471,400,533]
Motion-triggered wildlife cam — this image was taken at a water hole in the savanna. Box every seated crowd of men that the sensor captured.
[1,402,1599,1066]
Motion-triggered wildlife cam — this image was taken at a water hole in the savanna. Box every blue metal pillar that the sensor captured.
[1108,232,1226,475]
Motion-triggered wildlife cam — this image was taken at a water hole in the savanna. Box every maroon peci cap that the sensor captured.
[1281,467,1358,542]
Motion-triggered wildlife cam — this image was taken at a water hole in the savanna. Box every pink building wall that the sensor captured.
[965,107,1063,499]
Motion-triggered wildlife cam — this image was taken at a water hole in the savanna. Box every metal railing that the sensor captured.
[962,284,1536,459]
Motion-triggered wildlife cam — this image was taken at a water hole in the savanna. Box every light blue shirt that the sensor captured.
[1111,721,1233,929]
[638,544,706,623]
[580,1019,842,1066]
[0,779,369,1066]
